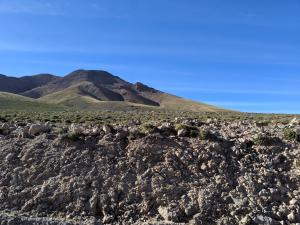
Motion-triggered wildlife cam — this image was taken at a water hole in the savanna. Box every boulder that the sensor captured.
[0,123,10,135]
[28,124,48,136]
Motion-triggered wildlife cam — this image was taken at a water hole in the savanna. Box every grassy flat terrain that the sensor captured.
[0,91,297,125]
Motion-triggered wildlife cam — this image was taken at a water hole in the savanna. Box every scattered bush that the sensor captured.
[199,129,211,140]
[62,132,80,141]
[175,124,199,138]
[58,127,68,134]
[283,128,296,141]
[283,128,300,142]
[254,134,281,146]
[255,121,269,127]
[0,116,8,122]
[141,123,159,134]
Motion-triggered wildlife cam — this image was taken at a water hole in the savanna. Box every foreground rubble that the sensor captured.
[0,118,299,225]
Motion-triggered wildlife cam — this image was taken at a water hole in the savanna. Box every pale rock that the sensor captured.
[5,153,15,162]
[103,125,112,134]
[287,212,297,222]
[290,117,300,126]
[69,123,83,134]
[177,129,187,137]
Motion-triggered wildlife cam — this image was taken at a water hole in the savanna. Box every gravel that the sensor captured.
[0,119,299,224]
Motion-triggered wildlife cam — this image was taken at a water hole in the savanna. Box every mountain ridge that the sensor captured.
[0,73,59,94]
[0,69,227,112]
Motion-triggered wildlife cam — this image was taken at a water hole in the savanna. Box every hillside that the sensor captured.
[0,69,227,112]
[0,92,66,111]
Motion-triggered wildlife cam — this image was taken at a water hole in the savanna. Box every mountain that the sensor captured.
[0,74,59,94]
[0,69,226,112]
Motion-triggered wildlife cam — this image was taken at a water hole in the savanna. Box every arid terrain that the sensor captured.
[0,111,300,225]
[0,71,299,224]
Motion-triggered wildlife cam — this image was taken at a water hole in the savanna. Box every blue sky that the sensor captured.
[0,0,299,113]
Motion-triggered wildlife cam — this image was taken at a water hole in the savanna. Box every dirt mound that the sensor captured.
[0,119,299,224]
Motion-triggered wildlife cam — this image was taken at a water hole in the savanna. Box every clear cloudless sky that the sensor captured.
[0,0,299,113]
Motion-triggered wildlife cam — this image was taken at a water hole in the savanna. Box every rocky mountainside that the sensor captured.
[0,70,225,112]
[0,117,300,224]
[0,73,58,94]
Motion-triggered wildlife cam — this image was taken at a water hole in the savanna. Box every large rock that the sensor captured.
[28,124,49,136]
[0,123,10,135]
[289,117,300,127]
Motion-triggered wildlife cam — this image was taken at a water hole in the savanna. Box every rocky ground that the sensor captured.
[0,117,300,225]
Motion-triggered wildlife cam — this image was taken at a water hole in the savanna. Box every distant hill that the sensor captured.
[0,74,58,94]
[0,69,227,112]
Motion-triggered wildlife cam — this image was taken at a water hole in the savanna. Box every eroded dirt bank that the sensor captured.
[0,119,300,225]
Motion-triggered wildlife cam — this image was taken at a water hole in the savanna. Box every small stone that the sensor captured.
[289,198,299,206]
[177,129,187,137]
[115,130,128,139]
[287,212,296,222]
[103,125,112,134]
[5,153,15,162]
[69,123,83,134]
[253,215,277,225]
[240,215,252,225]
[102,215,114,224]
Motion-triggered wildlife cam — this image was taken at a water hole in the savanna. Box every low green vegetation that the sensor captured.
[199,129,214,140]
[0,108,297,127]
[283,128,300,142]
[283,128,297,141]
[141,123,159,134]
[61,132,81,141]
[175,124,199,137]
[254,133,282,146]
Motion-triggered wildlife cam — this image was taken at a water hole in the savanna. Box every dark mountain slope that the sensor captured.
[0,74,59,94]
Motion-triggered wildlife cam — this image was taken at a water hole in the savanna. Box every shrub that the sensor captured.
[58,127,68,134]
[0,116,8,122]
[175,124,199,138]
[141,123,159,134]
[254,134,280,146]
[283,128,296,141]
[283,128,300,142]
[199,129,211,140]
[62,132,80,141]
